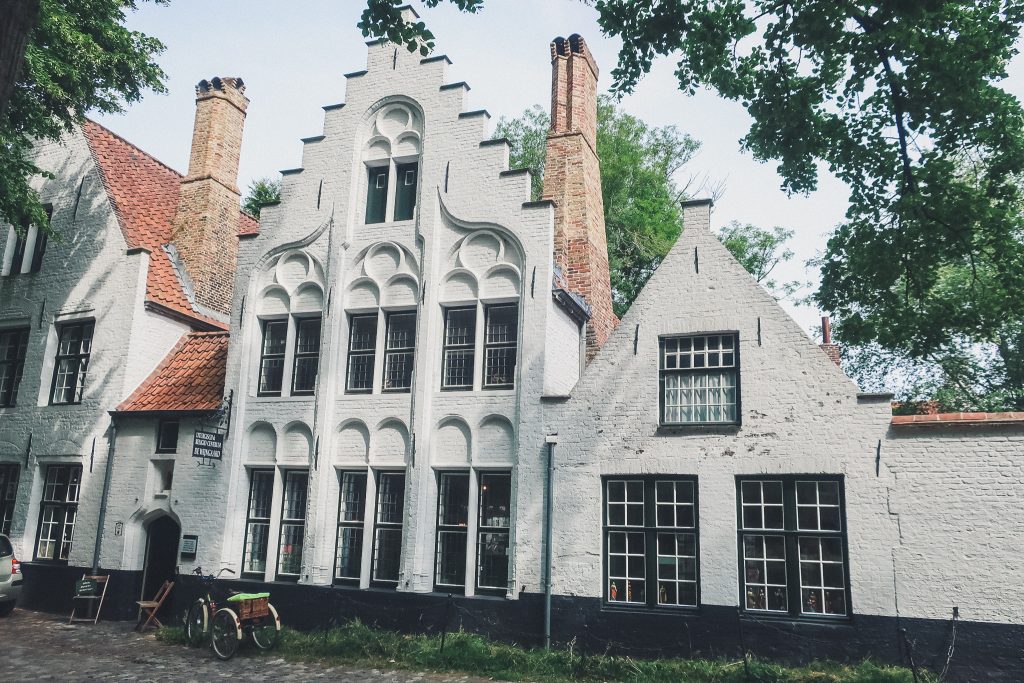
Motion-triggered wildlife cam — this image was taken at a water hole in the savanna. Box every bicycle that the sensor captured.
[184,566,280,660]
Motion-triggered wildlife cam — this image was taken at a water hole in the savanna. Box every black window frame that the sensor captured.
[433,470,470,593]
[346,313,378,394]
[659,332,741,427]
[334,470,368,585]
[736,475,851,620]
[34,464,82,563]
[602,475,700,610]
[476,471,512,595]
[155,420,180,454]
[256,319,287,397]
[393,161,419,221]
[27,205,51,274]
[0,327,30,407]
[383,311,416,393]
[0,463,19,536]
[482,303,518,390]
[241,468,274,579]
[291,316,322,396]
[441,306,476,391]
[370,470,405,587]
[365,165,389,224]
[49,321,94,406]
[276,469,308,582]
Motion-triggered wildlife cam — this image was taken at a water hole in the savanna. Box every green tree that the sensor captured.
[2,0,167,234]
[242,177,281,220]
[362,0,1024,409]
[495,97,700,316]
[717,221,802,300]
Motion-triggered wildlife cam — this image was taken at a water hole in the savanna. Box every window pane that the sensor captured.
[799,537,846,615]
[436,529,467,586]
[373,528,402,582]
[607,530,645,604]
[657,532,697,606]
[661,334,738,424]
[258,320,287,395]
[743,534,788,612]
[438,473,470,527]
[377,473,405,525]
[394,162,418,221]
[347,315,378,391]
[243,469,273,575]
[336,526,363,580]
[384,313,416,391]
[339,472,367,522]
[0,328,29,407]
[483,305,517,388]
[372,471,405,583]
[365,166,388,224]
[477,531,509,590]
[292,317,321,394]
[484,346,516,388]
[0,465,18,536]
[479,473,511,528]
[278,523,304,575]
[442,308,476,389]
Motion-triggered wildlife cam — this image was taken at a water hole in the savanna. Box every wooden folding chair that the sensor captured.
[135,580,174,632]
[69,574,110,624]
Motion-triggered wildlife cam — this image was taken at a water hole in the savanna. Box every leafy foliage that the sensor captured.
[717,221,802,300]
[242,177,282,220]
[358,0,483,57]
[362,0,1024,409]
[1,0,166,235]
[495,97,700,316]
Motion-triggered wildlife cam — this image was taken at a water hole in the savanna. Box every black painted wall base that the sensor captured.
[18,568,1022,682]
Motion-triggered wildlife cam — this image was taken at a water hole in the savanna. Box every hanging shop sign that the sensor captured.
[191,431,224,461]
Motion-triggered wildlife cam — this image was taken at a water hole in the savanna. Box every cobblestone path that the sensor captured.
[0,609,493,682]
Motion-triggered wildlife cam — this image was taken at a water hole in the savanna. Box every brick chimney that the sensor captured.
[820,316,842,366]
[170,76,248,316]
[542,34,615,362]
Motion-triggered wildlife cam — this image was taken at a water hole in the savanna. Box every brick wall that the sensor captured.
[543,35,615,361]
[171,77,248,316]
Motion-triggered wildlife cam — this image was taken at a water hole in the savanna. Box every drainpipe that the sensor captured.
[92,415,118,573]
[543,435,557,649]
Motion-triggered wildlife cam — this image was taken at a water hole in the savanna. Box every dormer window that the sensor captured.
[362,103,422,225]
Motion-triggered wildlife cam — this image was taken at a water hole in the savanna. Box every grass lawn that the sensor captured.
[157,620,935,682]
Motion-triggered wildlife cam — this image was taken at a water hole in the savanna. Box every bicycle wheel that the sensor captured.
[210,608,241,660]
[185,600,209,647]
[250,603,280,650]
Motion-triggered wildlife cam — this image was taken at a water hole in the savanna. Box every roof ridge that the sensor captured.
[84,118,184,180]
[189,330,230,337]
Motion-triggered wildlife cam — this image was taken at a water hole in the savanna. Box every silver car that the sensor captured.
[0,533,21,616]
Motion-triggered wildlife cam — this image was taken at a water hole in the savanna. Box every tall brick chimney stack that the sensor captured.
[542,34,615,362]
[171,76,248,316]
[820,316,842,366]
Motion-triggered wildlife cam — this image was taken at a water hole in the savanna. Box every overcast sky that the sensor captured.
[92,1,1024,335]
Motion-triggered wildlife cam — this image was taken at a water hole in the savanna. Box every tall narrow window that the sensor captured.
[393,162,418,221]
[0,464,19,536]
[0,327,29,407]
[9,230,27,275]
[28,207,51,273]
[335,471,367,583]
[483,304,517,389]
[365,166,389,224]
[277,470,308,580]
[257,320,287,396]
[291,317,321,395]
[50,321,94,405]
[435,472,470,590]
[242,469,273,577]
[604,476,699,608]
[441,307,475,390]
[371,471,405,585]
[346,314,378,392]
[661,333,739,425]
[35,464,81,562]
[738,477,849,617]
[477,472,511,593]
[383,312,415,392]
[155,420,179,454]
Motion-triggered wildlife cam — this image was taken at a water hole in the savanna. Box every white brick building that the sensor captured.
[2,8,1021,678]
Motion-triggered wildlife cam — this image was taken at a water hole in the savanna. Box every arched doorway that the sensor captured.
[140,515,180,621]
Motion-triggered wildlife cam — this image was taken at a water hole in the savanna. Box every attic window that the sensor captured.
[659,333,739,425]
[156,420,179,453]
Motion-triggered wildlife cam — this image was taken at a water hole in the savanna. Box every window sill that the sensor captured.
[601,602,702,616]
[738,610,854,626]
[250,395,314,403]
[656,423,741,436]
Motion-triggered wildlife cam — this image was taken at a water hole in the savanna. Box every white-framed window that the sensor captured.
[0,327,30,407]
[738,477,849,617]
[441,303,519,392]
[604,476,699,608]
[35,464,81,562]
[241,469,273,577]
[50,321,94,405]
[476,471,511,593]
[383,312,416,392]
[371,471,405,585]
[660,333,739,425]
[276,469,308,580]
[334,470,367,583]
[344,311,417,394]
[256,316,322,398]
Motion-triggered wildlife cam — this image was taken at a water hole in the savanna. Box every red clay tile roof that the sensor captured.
[892,412,1024,426]
[82,120,257,329]
[117,332,229,413]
